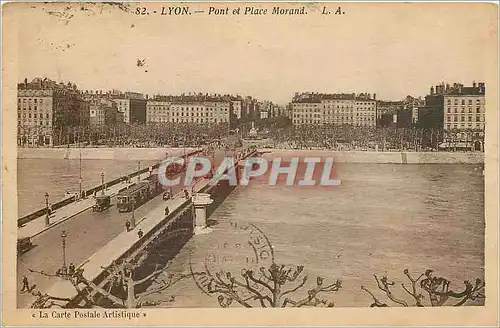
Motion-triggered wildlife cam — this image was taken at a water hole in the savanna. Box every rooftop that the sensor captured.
[429,82,485,96]
[291,92,376,103]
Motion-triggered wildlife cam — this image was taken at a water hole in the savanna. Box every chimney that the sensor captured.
[24,78,28,89]
[473,81,477,88]
[430,86,434,95]
[373,93,376,100]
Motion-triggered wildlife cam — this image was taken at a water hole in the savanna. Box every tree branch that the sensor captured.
[374,275,408,307]
[361,285,388,307]
[282,275,308,297]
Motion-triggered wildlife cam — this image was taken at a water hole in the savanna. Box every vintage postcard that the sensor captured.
[1,1,499,326]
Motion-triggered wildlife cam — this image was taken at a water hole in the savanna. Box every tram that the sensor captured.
[116,174,160,212]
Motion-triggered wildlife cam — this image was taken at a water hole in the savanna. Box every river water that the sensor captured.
[17,157,485,307]
[148,162,485,307]
[17,159,158,217]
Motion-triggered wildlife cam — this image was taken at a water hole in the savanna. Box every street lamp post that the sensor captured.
[79,139,83,199]
[101,172,105,195]
[61,230,68,276]
[137,161,141,183]
[79,177,83,199]
[44,192,50,226]
[131,198,136,228]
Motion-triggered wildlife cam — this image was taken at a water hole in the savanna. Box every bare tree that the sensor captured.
[207,263,341,308]
[361,269,485,307]
[28,252,192,308]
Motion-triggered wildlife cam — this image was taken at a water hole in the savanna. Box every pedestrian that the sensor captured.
[137,229,144,239]
[164,206,170,217]
[21,276,30,292]
[68,263,75,275]
[183,189,189,199]
[47,203,52,216]
[125,220,131,232]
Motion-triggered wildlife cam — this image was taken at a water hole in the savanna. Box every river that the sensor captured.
[146,162,485,307]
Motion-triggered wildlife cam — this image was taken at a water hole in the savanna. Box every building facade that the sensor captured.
[232,100,242,119]
[89,101,106,126]
[114,98,131,123]
[146,99,171,123]
[146,100,231,124]
[419,82,485,131]
[113,92,147,124]
[17,78,89,146]
[291,92,376,126]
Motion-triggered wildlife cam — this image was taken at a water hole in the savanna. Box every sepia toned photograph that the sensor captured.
[1,1,498,326]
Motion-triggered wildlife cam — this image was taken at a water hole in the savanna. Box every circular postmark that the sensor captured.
[189,221,275,300]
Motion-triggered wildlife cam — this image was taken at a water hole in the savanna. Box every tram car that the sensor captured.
[116,173,160,212]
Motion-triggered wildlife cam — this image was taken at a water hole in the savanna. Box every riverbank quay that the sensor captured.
[18,147,198,160]
[258,149,484,164]
[18,147,484,164]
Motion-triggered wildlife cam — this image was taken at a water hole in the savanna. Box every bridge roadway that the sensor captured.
[17,148,241,308]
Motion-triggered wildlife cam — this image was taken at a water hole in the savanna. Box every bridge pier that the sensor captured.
[192,193,214,235]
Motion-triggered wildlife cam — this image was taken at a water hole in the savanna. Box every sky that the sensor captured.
[6,2,497,105]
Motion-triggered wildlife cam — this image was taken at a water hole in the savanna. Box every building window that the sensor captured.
[476,115,481,122]
[461,100,465,105]
[468,115,472,121]
[476,107,481,113]
[454,108,457,113]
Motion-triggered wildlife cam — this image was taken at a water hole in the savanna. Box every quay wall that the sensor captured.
[17,147,198,161]
[258,149,484,164]
[18,148,484,164]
